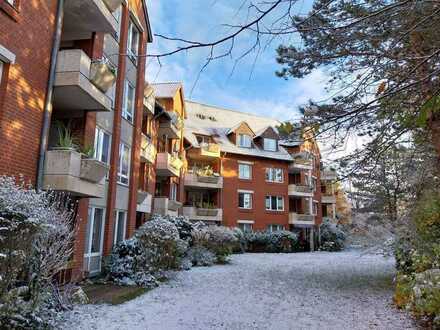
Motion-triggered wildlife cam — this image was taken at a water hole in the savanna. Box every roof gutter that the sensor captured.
[36,0,64,191]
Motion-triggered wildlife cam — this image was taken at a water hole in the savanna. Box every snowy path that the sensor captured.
[62,252,416,330]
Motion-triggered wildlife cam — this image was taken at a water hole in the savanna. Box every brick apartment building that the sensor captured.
[0,1,338,279]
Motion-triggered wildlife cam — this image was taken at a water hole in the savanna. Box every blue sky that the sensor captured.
[146,0,328,122]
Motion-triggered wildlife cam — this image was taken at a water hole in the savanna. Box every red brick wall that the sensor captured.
[0,1,57,183]
[221,154,290,231]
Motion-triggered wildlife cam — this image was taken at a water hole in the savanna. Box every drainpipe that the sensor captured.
[36,0,64,191]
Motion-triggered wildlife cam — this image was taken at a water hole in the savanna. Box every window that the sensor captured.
[238,163,252,180]
[84,207,106,273]
[238,134,252,148]
[170,183,178,201]
[263,138,277,151]
[113,210,127,245]
[94,127,111,164]
[127,21,140,64]
[238,192,252,209]
[312,177,317,191]
[238,223,253,232]
[267,224,284,232]
[122,80,135,123]
[265,196,284,211]
[313,201,318,216]
[265,168,283,183]
[118,143,130,185]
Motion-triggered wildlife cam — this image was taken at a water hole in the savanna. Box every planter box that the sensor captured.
[168,199,183,212]
[196,208,219,217]
[80,158,109,183]
[90,61,116,93]
[103,0,123,12]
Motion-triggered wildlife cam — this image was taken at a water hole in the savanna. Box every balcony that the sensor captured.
[62,0,120,41]
[156,153,183,177]
[158,118,181,139]
[199,143,221,158]
[137,190,153,214]
[184,172,223,189]
[54,50,113,112]
[140,134,156,164]
[289,152,313,172]
[289,213,315,226]
[43,149,109,198]
[154,197,182,216]
[321,169,337,181]
[288,184,313,197]
[322,194,337,204]
[182,206,222,222]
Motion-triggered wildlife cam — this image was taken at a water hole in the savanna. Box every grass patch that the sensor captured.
[82,284,149,305]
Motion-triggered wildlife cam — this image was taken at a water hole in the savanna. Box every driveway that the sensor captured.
[62,251,416,330]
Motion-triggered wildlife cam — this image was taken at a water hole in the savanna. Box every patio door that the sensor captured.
[84,207,106,275]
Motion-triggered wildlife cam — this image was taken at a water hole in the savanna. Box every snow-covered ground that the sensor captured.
[61,251,416,330]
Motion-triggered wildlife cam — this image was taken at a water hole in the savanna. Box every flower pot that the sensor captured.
[90,61,116,93]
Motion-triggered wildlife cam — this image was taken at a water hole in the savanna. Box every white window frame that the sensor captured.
[94,127,111,164]
[127,20,140,64]
[117,142,131,185]
[238,163,252,180]
[313,201,319,216]
[170,183,178,201]
[238,223,253,232]
[84,207,106,273]
[113,210,127,246]
[267,224,284,232]
[122,80,135,123]
[238,192,252,209]
[238,134,252,148]
[265,168,283,183]
[263,138,277,151]
[265,196,284,211]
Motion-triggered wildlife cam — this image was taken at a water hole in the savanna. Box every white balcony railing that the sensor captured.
[289,212,315,225]
[182,206,223,222]
[156,152,183,177]
[288,184,313,196]
[184,172,223,189]
[140,134,156,164]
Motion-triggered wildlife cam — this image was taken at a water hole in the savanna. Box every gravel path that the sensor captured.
[62,251,416,330]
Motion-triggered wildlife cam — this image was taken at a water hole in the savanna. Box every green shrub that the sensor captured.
[319,219,346,251]
[191,226,237,263]
[244,230,299,253]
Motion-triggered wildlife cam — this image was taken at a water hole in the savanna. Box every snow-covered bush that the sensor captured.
[0,176,76,329]
[191,226,237,263]
[319,219,346,251]
[232,228,246,253]
[108,216,187,287]
[244,231,299,253]
[185,246,216,267]
[154,214,194,242]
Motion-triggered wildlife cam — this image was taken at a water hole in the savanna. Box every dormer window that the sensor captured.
[196,135,211,145]
[263,138,277,151]
[238,134,252,148]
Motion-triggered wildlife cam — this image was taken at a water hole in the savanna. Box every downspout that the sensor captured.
[36,0,64,191]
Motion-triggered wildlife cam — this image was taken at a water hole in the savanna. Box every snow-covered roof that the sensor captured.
[185,101,293,161]
[151,82,182,98]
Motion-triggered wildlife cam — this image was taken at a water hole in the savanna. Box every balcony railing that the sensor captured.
[184,172,223,189]
[289,152,313,171]
[159,113,183,139]
[182,206,223,222]
[154,197,183,216]
[199,143,221,158]
[43,149,109,198]
[156,152,183,177]
[289,212,315,225]
[54,49,112,112]
[288,184,313,196]
[137,190,153,214]
[321,169,337,181]
[321,194,337,204]
[140,134,156,164]
[62,0,120,41]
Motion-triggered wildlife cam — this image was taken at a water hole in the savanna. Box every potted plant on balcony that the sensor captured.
[90,57,117,93]
[196,166,219,184]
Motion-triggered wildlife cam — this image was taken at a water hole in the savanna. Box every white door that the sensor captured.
[84,207,106,275]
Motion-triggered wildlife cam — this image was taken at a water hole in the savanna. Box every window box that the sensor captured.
[80,158,109,183]
[90,59,116,93]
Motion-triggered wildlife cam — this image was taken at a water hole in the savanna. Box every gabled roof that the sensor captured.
[254,126,279,139]
[226,121,255,136]
[184,101,294,161]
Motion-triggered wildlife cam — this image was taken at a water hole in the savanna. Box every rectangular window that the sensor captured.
[238,223,253,232]
[94,127,111,164]
[267,224,284,232]
[313,201,318,216]
[127,21,140,64]
[122,80,135,123]
[265,196,284,211]
[238,192,252,209]
[113,210,127,246]
[238,134,252,148]
[170,183,178,201]
[238,163,252,180]
[265,168,283,183]
[118,143,130,185]
[85,207,105,255]
[263,138,277,151]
